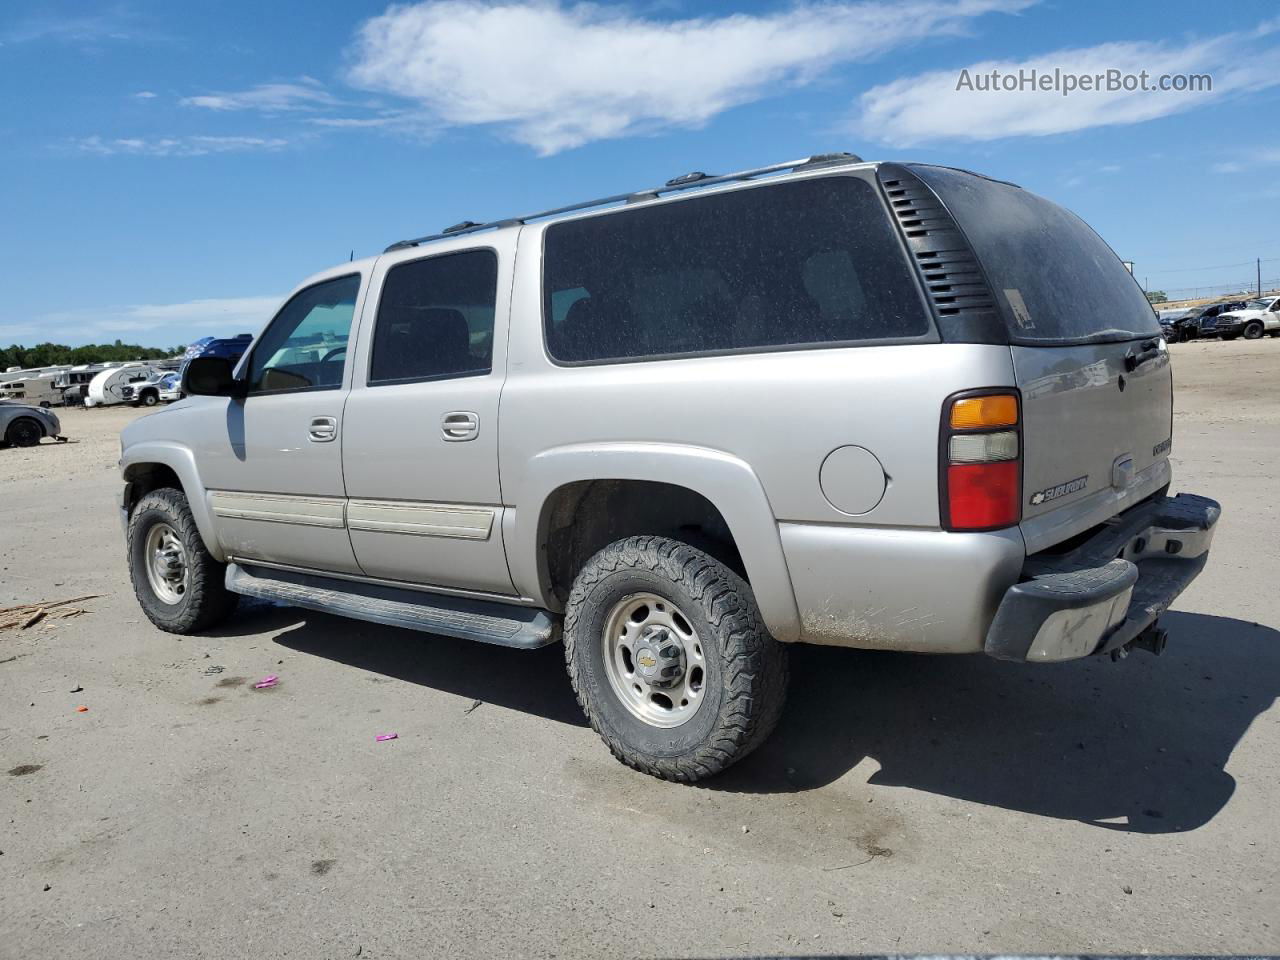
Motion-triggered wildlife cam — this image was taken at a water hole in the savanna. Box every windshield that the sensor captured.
[911,164,1160,344]
[1243,298,1270,311]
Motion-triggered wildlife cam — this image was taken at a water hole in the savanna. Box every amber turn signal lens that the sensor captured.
[950,394,1018,430]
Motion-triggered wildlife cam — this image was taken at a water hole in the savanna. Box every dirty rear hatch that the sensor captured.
[907,165,1172,553]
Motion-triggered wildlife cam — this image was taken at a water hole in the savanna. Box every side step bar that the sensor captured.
[225,563,558,650]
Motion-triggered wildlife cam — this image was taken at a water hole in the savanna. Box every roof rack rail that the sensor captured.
[384,151,864,252]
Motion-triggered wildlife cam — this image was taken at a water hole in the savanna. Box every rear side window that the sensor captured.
[912,165,1160,344]
[543,176,927,364]
[369,249,498,385]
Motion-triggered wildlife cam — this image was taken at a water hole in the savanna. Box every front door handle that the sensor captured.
[309,416,338,442]
[441,411,479,442]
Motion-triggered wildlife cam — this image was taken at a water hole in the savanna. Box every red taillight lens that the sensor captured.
[946,461,1020,528]
[941,391,1021,531]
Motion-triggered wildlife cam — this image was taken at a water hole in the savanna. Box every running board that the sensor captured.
[225,563,558,649]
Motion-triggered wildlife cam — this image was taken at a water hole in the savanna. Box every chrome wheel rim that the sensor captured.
[144,522,189,605]
[602,593,706,728]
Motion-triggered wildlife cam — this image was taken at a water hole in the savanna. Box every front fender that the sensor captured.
[507,442,802,642]
[120,441,222,561]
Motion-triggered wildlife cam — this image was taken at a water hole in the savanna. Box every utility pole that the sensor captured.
[1259,258,1263,297]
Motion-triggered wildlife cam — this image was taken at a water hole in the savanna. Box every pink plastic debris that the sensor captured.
[253,675,279,689]
[375,733,398,742]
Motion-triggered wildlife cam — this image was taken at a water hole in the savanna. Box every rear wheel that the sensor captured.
[564,535,788,782]
[127,488,237,633]
[4,417,42,447]
[1243,321,1264,340]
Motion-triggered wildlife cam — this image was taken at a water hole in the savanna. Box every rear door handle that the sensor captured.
[308,416,338,442]
[441,411,479,441]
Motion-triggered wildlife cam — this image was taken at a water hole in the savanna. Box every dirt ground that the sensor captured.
[2,338,1278,959]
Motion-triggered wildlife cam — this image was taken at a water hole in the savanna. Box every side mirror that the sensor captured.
[182,356,245,398]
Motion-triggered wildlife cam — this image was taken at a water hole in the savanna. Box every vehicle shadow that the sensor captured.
[711,611,1278,833]
[267,606,586,726]
[261,605,1275,834]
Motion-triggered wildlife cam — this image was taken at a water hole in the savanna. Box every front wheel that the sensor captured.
[127,488,237,633]
[564,536,788,782]
[4,417,42,447]
[142,392,159,406]
[1243,321,1264,340]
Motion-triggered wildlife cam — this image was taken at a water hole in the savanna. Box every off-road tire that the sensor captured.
[1243,321,1264,340]
[127,487,237,633]
[5,417,42,447]
[564,535,788,782]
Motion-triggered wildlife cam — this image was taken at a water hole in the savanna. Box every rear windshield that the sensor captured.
[542,176,928,364]
[911,165,1160,344]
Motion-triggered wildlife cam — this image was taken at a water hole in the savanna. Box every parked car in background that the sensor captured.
[0,399,65,447]
[179,335,253,376]
[1212,295,1280,340]
[1170,300,1249,342]
[123,372,182,407]
[119,153,1220,782]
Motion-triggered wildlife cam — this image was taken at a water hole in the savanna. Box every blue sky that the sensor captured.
[1,0,1278,347]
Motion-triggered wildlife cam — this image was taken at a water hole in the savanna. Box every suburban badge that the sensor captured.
[1029,475,1088,506]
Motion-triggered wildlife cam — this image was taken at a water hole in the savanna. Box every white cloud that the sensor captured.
[0,296,282,345]
[857,19,1280,144]
[180,77,340,112]
[306,116,399,129]
[133,90,158,99]
[1213,148,1280,174]
[75,135,289,157]
[345,0,1033,155]
[1,11,137,46]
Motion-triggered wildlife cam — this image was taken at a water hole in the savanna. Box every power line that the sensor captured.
[1144,255,1280,275]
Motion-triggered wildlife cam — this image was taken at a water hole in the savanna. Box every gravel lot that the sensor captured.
[2,338,1278,959]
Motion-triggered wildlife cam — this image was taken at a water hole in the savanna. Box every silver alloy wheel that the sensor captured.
[602,593,706,728]
[144,522,189,605]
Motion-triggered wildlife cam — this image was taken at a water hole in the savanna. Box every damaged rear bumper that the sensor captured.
[985,493,1220,662]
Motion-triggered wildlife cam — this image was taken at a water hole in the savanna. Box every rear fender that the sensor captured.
[509,442,802,642]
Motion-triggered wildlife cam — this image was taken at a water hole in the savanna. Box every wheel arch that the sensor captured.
[508,443,801,642]
[121,442,223,560]
[5,415,47,441]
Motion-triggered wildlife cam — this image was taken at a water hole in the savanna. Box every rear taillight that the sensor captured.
[940,390,1021,531]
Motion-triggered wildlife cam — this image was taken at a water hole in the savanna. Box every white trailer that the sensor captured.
[84,364,158,408]
[0,374,64,407]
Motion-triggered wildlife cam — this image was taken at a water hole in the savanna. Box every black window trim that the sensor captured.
[365,245,501,389]
[537,170,938,369]
[244,272,363,398]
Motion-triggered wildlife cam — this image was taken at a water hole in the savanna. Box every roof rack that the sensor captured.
[384,151,864,252]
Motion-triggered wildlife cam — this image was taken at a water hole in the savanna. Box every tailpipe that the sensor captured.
[1131,623,1169,657]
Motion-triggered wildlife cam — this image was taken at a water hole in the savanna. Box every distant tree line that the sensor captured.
[0,340,185,371]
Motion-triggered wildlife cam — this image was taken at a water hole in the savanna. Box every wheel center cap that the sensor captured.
[633,627,685,688]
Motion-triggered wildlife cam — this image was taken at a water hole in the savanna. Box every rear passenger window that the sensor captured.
[543,176,926,364]
[369,249,498,385]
